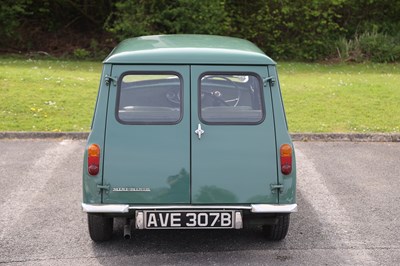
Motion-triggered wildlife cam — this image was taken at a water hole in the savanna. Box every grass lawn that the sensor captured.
[0,57,101,132]
[279,63,400,133]
[0,57,399,133]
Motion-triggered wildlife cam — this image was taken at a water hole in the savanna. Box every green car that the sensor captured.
[82,34,296,242]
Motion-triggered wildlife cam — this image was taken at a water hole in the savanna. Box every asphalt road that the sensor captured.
[0,140,399,265]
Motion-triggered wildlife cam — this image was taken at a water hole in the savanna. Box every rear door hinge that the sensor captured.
[97,184,110,194]
[270,183,283,194]
[263,76,276,87]
[105,75,117,86]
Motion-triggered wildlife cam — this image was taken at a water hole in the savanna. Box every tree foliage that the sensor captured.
[0,0,113,56]
[1,0,399,61]
[0,0,30,37]
[106,0,230,38]
[224,0,345,60]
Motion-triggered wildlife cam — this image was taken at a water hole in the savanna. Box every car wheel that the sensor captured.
[88,214,113,242]
[262,214,290,241]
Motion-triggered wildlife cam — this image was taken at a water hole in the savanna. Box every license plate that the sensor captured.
[144,210,234,229]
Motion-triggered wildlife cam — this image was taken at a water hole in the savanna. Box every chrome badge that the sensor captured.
[112,187,151,192]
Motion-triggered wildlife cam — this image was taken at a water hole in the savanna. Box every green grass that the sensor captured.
[1,57,399,133]
[279,63,400,133]
[0,57,101,131]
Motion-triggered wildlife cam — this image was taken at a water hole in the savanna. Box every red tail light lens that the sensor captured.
[280,144,292,175]
[88,144,100,176]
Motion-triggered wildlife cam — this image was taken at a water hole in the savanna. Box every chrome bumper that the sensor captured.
[81,203,297,214]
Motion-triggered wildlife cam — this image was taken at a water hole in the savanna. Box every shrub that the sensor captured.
[73,48,90,59]
[336,30,400,63]
[106,0,344,61]
[0,0,29,48]
[105,0,230,39]
[359,31,400,63]
[2,0,400,61]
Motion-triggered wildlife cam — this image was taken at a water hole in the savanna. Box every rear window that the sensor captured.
[116,73,182,124]
[199,74,265,124]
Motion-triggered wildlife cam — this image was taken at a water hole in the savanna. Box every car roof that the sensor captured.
[103,35,276,65]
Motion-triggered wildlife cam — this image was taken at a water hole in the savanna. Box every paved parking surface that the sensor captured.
[0,140,399,265]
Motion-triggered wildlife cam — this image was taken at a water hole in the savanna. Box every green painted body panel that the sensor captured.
[267,65,296,204]
[104,35,275,65]
[103,65,190,204]
[190,65,278,204]
[82,64,111,204]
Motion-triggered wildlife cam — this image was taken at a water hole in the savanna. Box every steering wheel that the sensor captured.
[202,76,242,106]
[165,87,181,105]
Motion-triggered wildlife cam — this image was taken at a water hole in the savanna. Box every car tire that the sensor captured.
[262,214,290,241]
[88,214,113,242]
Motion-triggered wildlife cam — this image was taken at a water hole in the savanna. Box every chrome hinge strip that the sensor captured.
[270,183,284,194]
[97,184,110,194]
[263,76,276,87]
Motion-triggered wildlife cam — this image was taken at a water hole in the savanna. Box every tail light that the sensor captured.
[88,144,100,176]
[280,144,292,175]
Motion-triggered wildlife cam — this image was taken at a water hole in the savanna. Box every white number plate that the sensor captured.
[144,210,234,229]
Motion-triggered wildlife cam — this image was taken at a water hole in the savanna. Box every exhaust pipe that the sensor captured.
[123,219,131,240]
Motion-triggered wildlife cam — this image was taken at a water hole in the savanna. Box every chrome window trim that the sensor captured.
[82,203,297,214]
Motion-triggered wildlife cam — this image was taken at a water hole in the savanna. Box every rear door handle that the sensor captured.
[195,124,205,139]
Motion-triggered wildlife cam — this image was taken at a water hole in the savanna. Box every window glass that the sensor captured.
[199,74,264,124]
[117,74,182,124]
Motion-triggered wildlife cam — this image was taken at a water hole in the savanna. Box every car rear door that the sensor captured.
[190,65,278,204]
[102,65,190,204]
[102,64,277,205]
